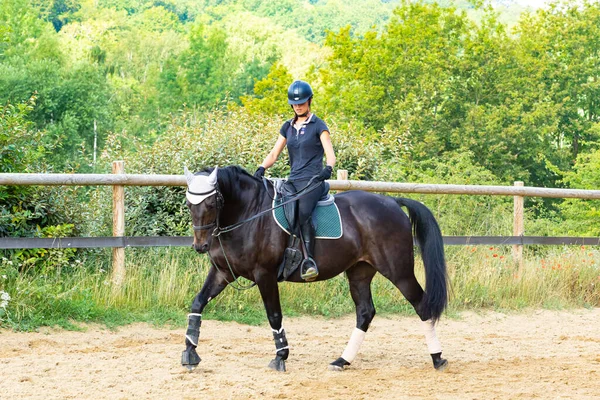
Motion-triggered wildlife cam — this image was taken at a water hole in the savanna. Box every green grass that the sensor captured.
[1,245,599,331]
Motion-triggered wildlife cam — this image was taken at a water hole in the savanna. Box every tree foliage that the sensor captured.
[2,0,600,239]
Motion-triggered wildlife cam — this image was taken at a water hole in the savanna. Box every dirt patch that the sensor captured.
[1,309,599,399]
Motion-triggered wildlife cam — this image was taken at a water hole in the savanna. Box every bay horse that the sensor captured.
[182,166,449,372]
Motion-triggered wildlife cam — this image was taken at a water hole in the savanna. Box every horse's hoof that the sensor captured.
[434,358,449,372]
[181,348,201,370]
[268,357,286,372]
[329,357,350,371]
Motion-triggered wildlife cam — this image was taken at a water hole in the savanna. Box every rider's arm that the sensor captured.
[320,131,336,168]
[260,135,287,170]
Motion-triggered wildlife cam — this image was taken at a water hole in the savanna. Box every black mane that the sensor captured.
[200,165,262,202]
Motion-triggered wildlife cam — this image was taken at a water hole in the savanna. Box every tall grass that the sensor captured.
[1,246,599,330]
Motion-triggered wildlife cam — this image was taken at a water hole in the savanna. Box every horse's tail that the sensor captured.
[395,198,448,322]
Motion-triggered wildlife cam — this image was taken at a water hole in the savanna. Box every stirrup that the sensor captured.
[300,257,319,281]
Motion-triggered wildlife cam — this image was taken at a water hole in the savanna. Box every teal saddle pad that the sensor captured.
[272,194,343,239]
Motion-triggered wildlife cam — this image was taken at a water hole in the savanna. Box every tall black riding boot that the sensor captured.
[300,221,319,281]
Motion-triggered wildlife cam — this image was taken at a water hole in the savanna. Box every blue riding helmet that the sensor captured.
[287,80,313,105]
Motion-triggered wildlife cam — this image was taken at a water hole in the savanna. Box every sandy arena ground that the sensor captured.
[1,309,599,399]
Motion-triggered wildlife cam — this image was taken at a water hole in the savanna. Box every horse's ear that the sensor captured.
[208,167,218,186]
[184,166,195,186]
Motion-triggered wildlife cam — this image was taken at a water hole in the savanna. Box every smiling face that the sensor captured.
[184,167,219,253]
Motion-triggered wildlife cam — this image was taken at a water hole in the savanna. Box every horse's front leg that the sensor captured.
[181,266,229,371]
[255,271,288,372]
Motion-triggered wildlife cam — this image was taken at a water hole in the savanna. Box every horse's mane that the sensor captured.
[200,165,261,201]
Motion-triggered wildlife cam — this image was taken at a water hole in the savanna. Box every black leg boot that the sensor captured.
[300,221,319,281]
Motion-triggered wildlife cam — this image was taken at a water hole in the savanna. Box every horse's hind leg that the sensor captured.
[181,266,229,371]
[329,262,377,371]
[393,274,448,371]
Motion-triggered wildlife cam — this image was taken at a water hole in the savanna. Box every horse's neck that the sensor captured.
[219,178,267,225]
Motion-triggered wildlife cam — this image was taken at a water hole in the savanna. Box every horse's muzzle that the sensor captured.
[192,242,209,253]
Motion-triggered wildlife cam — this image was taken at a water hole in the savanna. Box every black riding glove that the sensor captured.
[254,166,265,179]
[316,165,333,182]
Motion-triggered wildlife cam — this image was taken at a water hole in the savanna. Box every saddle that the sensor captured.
[269,179,342,282]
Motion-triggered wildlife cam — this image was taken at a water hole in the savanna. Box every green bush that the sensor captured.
[1,97,89,270]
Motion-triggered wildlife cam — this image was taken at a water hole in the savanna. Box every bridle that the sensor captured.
[190,188,224,235]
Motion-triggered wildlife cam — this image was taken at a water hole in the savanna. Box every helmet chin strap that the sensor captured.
[291,100,312,118]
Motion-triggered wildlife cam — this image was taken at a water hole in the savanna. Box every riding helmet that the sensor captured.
[287,80,313,105]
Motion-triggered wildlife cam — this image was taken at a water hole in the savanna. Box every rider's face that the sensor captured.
[292,101,309,115]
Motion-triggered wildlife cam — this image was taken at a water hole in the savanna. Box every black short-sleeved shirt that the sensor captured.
[280,114,329,181]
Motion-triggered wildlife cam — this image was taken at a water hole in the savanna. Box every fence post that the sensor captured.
[512,181,524,276]
[336,169,348,193]
[112,160,125,287]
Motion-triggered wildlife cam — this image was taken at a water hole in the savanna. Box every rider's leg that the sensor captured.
[294,180,323,281]
[300,220,318,280]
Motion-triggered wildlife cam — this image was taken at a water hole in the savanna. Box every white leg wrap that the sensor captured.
[422,319,442,354]
[341,328,366,363]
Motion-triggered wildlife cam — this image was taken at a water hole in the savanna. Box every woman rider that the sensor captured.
[254,80,336,281]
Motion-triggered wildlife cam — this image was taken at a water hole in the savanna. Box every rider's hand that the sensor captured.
[316,165,333,182]
[254,166,265,179]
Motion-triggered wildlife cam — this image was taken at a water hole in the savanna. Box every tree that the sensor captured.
[321,1,471,158]
[515,1,600,163]
[0,0,63,62]
[158,22,230,109]
[241,62,293,116]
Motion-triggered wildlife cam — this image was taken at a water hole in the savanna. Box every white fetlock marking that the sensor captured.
[341,328,366,363]
[422,319,442,354]
[185,334,198,347]
[188,313,202,318]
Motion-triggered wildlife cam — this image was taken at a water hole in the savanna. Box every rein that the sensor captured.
[192,176,321,235]
[191,176,322,291]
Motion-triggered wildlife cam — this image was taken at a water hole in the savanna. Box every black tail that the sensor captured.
[395,198,448,322]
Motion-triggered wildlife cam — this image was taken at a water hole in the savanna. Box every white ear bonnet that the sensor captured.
[184,167,218,205]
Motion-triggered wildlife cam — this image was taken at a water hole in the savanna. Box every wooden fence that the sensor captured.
[2,161,600,285]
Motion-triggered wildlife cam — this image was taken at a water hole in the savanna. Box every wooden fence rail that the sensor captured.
[2,163,599,286]
[2,172,600,199]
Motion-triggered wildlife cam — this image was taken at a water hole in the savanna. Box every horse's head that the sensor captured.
[184,166,223,253]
